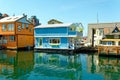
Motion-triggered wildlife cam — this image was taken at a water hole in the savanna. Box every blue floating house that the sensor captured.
[34,23,83,50]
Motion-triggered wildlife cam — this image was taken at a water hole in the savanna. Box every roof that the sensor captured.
[88,22,120,25]
[112,26,120,33]
[0,15,24,22]
[35,23,72,28]
[48,19,63,24]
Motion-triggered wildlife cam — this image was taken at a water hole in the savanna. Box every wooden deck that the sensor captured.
[98,46,120,56]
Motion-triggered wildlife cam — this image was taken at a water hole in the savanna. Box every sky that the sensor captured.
[0,0,120,36]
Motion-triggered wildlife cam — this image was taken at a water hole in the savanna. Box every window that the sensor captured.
[107,41,112,45]
[22,23,24,29]
[2,24,7,31]
[3,36,7,44]
[69,27,76,31]
[10,36,15,42]
[8,24,14,31]
[99,28,104,36]
[18,25,21,31]
[26,24,28,29]
[49,38,60,45]
[29,27,32,32]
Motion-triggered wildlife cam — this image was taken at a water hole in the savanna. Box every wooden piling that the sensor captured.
[98,46,120,56]
[116,47,119,56]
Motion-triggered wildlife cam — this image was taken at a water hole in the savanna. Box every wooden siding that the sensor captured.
[0,22,15,35]
[17,35,34,48]
[15,22,34,35]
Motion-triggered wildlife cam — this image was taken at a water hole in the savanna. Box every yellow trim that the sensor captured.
[101,39,120,41]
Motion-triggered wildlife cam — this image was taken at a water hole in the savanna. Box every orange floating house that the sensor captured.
[0,15,34,49]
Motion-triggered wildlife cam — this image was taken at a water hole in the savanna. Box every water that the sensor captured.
[0,50,120,80]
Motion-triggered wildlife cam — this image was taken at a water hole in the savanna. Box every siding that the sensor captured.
[0,22,15,35]
[35,27,67,36]
[15,22,34,35]
[2,35,17,48]
[17,35,34,48]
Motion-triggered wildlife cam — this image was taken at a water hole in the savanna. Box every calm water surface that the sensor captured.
[0,50,120,80]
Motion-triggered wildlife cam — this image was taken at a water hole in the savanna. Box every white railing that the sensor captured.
[76,32,83,36]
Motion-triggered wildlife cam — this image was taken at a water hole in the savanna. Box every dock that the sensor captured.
[34,47,98,54]
[74,47,97,53]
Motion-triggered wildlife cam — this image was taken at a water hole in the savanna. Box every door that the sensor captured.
[39,38,42,47]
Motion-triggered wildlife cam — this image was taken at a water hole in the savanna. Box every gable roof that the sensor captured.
[112,26,120,33]
[35,23,72,28]
[0,15,24,22]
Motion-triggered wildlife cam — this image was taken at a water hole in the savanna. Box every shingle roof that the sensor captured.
[0,15,24,22]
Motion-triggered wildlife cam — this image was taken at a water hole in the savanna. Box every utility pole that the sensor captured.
[97,13,99,23]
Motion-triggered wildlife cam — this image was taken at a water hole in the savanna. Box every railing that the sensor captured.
[68,32,76,35]
[76,32,83,36]
[35,32,82,37]
[35,33,68,37]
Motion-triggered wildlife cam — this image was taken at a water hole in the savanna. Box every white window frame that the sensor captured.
[2,24,7,31]
[49,38,60,45]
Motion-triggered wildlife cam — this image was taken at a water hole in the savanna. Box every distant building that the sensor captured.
[100,26,120,46]
[2,13,9,17]
[0,13,2,19]
[0,15,34,49]
[0,13,9,19]
[29,16,40,26]
[88,22,120,47]
[48,19,63,24]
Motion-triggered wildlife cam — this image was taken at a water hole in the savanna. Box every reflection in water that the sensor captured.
[0,50,120,80]
[0,50,34,80]
[33,53,82,80]
[98,57,120,80]
[87,54,120,80]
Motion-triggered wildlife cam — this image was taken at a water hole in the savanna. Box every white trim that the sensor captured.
[0,15,23,22]
[48,38,61,45]
[35,23,72,28]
